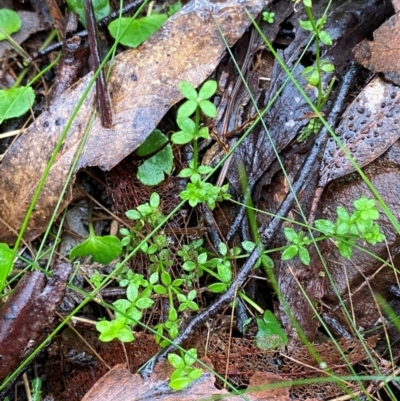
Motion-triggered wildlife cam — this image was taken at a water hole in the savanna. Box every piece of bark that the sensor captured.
[0,262,72,381]
[0,0,265,244]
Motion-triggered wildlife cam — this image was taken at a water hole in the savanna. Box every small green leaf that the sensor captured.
[179,81,197,100]
[171,131,193,144]
[338,240,353,259]
[298,246,310,266]
[136,297,154,309]
[199,100,217,118]
[183,261,196,271]
[168,353,185,369]
[70,233,122,264]
[66,0,110,26]
[299,19,313,31]
[137,130,173,186]
[218,242,227,256]
[303,0,312,7]
[198,80,217,100]
[217,264,232,283]
[208,282,227,293]
[314,219,336,235]
[126,285,138,302]
[307,69,320,86]
[161,271,172,286]
[125,209,141,220]
[189,368,202,380]
[154,284,167,294]
[170,377,191,390]
[108,14,167,47]
[0,86,35,122]
[184,348,197,365]
[168,307,178,321]
[198,126,210,139]
[0,9,21,40]
[117,327,135,342]
[177,116,196,132]
[242,240,256,252]
[320,61,335,72]
[283,227,298,242]
[255,310,288,350]
[281,245,299,260]
[177,99,197,119]
[197,165,213,174]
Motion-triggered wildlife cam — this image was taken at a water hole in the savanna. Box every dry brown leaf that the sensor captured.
[353,12,400,85]
[81,359,291,401]
[0,0,265,243]
[318,76,400,188]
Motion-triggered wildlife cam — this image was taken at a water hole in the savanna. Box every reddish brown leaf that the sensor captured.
[82,359,291,401]
[0,0,265,243]
[318,76,400,188]
[353,12,400,85]
[0,262,71,381]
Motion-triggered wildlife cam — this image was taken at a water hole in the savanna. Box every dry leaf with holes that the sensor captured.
[318,76,400,188]
[0,0,265,243]
[353,12,400,85]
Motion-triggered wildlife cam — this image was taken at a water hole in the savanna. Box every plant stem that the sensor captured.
[192,106,200,172]
[304,6,323,110]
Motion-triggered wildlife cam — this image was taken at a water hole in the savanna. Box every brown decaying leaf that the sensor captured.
[318,76,400,188]
[353,12,400,85]
[81,359,292,401]
[0,0,265,243]
[0,262,72,381]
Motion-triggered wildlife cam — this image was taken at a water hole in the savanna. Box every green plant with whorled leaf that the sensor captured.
[171,81,231,209]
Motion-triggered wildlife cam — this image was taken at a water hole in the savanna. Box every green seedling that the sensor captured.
[70,221,122,264]
[255,310,288,350]
[281,227,312,266]
[262,11,275,24]
[295,0,335,141]
[31,377,42,401]
[66,0,110,26]
[168,348,203,390]
[314,196,385,259]
[0,8,21,40]
[171,80,230,208]
[282,196,385,265]
[136,129,173,186]
[108,14,167,48]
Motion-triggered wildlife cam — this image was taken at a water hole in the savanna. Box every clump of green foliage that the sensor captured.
[282,196,385,265]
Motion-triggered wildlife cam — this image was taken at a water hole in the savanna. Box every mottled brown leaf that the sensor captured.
[318,76,400,187]
[353,12,400,85]
[0,0,265,243]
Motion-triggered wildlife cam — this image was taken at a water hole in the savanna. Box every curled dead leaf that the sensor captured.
[0,0,265,243]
